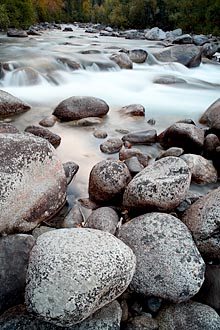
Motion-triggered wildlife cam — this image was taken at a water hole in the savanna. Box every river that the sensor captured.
[0,25,220,201]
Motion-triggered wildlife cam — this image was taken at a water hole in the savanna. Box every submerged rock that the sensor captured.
[53,96,109,121]
[25,228,136,326]
[117,212,205,302]
[119,104,145,116]
[0,90,31,116]
[100,138,123,154]
[123,156,191,211]
[0,133,67,234]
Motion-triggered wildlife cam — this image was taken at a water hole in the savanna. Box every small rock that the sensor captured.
[100,138,123,154]
[93,129,108,139]
[84,207,119,234]
[24,125,61,148]
[110,53,133,69]
[119,104,145,116]
[39,115,57,127]
[63,161,79,185]
[122,130,157,145]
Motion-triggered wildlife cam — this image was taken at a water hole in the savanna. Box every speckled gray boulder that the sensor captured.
[0,133,67,234]
[0,301,122,330]
[180,154,217,184]
[182,187,220,260]
[0,235,35,314]
[100,138,123,154]
[117,212,205,302]
[123,157,191,211]
[53,96,109,121]
[84,207,119,234]
[89,159,131,204]
[156,301,220,330]
[0,90,30,116]
[25,228,136,326]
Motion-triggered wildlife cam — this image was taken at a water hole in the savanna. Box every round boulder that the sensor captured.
[100,138,123,154]
[53,96,109,121]
[182,187,220,260]
[110,53,133,69]
[0,133,67,234]
[25,228,136,326]
[89,159,131,204]
[123,156,191,211]
[84,207,119,234]
[199,98,220,131]
[117,212,205,302]
[0,90,31,116]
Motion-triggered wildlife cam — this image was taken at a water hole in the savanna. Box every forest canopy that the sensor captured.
[0,0,219,35]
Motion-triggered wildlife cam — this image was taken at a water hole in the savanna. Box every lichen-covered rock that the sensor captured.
[84,207,119,234]
[53,96,109,121]
[0,90,30,116]
[158,123,204,154]
[123,157,191,211]
[89,159,131,204]
[0,235,35,314]
[156,301,220,330]
[180,154,218,184]
[25,228,136,326]
[24,125,61,148]
[182,188,220,260]
[117,212,205,302]
[0,133,67,234]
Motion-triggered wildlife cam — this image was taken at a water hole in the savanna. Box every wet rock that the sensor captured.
[25,228,136,326]
[24,125,61,148]
[110,53,133,69]
[157,147,184,159]
[156,301,220,330]
[63,161,79,185]
[153,44,202,68]
[0,123,19,133]
[0,133,67,234]
[84,206,119,234]
[119,148,150,167]
[124,313,158,330]
[0,235,35,314]
[193,34,209,46]
[39,115,57,127]
[117,212,205,302]
[122,130,157,145]
[199,98,220,131]
[89,159,131,204]
[63,27,73,32]
[100,138,123,154]
[195,264,220,312]
[93,129,108,139]
[203,133,220,158]
[173,34,192,44]
[0,90,31,116]
[119,104,145,116]
[182,187,220,260]
[180,154,218,184]
[202,42,219,58]
[153,75,186,84]
[166,28,182,39]
[0,301,122,330]
[27,29,41,36]
[53,96,109,121]
[7,29,28,37]
[129,49,148,63]
[123,157,191,212]
[125,156,144,176]
[75,117,102,126]
[56,57,81,70]
[158,123,204,154]
[145,27,166,40]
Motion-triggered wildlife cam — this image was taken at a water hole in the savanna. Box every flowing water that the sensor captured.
[1,25,220,200]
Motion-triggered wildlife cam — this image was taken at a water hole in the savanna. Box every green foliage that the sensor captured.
[0,4,10,29]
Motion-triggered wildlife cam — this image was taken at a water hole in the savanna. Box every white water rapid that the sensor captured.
[1,25,220,199]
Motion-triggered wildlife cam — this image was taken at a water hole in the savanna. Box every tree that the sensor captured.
[0,4,10,29]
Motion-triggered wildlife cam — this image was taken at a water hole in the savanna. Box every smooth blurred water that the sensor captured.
[0,25,220,199]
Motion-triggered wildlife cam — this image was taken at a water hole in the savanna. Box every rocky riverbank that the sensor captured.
[1,25,220,329]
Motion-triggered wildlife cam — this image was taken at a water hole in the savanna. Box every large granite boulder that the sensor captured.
[53,96,109,121]
[117,212,205,303]
[156,301,220,330]
[123,157,191,212]
[153,44,202,68]
[25,228,136,326]
[0,90,31,116]
[0,235,35,314]
[145,27,166,40]
[89,159,131,205]
[182,187,220,260]
[199,98,220,132]
[0,133,67,234]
